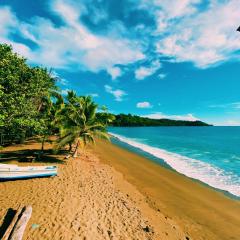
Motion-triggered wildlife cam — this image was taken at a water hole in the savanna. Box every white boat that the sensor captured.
[0,163,57,180]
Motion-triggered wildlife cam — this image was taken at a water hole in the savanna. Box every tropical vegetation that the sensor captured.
[55,92,109,157]
[0,44,57,143]
[0,43,210,158]
[0,44,110,158]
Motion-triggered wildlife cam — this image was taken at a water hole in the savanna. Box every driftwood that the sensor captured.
[2,206,23,240]
[64,154,71,159]
[8,206,32,240]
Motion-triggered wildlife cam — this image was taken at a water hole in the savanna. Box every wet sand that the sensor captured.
[93,139,240,240]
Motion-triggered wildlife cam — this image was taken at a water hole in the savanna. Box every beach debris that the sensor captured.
[140,222,151,233]
[31,223,40,229]
[1,206,23,240]
[142,225,150,232]
[64,154,71,159]
[107,230,112,237]
[2,205,32,240]
[8,206,32,240]
[9,205,32,240]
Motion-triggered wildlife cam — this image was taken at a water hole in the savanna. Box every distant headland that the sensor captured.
[97,113,212,127]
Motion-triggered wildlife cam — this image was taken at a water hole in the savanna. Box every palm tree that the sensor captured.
[38,91,64,153]
[55,93,109,157]
[97,105,116,126]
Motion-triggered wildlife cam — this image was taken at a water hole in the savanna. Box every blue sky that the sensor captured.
[1,0,240,125]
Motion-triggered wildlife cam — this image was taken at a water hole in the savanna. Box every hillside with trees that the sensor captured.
[96,113,211,127]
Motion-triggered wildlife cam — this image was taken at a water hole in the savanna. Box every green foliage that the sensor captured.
[37,91,64,151]
[55,92,109,156]
[0,44,109,152]
[0,44,57,142]
[110,114,211,127]
[96,105,116,126]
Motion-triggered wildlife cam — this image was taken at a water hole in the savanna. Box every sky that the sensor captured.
[1,0,240,126]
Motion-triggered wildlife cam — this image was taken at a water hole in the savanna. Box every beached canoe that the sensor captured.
[0,164,57,180]
[0,163,18,168]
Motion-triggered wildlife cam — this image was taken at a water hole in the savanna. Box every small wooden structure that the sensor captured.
[1,206,32,240]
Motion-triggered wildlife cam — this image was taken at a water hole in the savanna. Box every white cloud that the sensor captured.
[158,73,166,79]
[209,102,240,109]
[142,112,199,121]
[104,85,126,101]
[136,101,152,108]
[0,1,145,72]
[214,119,240,126]
[0,7,32,58]
[140,0,201,34]
[51,70,69,85]
[89,93,99,97]
[153,0,200,19]
[2,0,240,74]
[61,88,71,96]
[154,0,240,67]
[107,66,122,80]
[0,6,17,36]
[58,78,69,86]
[223,120,240,126]
[135,60,161,80]
[233,103,240,109]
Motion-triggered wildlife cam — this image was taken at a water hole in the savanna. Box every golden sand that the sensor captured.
[93,139,240,240]
[0,139,239,239]
[0,140,187,240]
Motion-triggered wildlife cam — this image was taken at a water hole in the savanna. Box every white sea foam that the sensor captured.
[110,132,240,197]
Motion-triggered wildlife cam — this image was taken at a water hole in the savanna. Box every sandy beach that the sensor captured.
[0,140,186,240]
[0,139,239,240]
[94,139,240,240]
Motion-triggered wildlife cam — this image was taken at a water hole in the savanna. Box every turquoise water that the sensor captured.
[108,126,240,197]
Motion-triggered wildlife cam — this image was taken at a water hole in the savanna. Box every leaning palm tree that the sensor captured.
[55,93,109,157]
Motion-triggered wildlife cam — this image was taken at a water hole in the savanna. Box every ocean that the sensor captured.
[108,126,240,197]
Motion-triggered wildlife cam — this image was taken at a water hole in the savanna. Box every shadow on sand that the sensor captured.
[0,149,68,164]
[0,208,16,238]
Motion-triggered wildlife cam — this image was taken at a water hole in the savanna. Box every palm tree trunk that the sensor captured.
[73,140,80,158]
[41,136,45,152]
[69,143,72,152]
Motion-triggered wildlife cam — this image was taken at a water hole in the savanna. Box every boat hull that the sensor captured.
[0,165,57,180]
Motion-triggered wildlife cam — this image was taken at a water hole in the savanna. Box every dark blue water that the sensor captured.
[108,126,240,197]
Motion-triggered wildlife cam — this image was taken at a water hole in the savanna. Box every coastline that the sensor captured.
[110,134,240,200]
[93,139,240,240]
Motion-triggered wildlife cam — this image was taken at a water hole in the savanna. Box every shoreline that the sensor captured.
[109,133,240,199]
[93,139,240,240]
[110,135,240,200]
